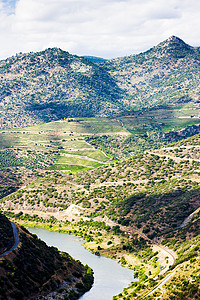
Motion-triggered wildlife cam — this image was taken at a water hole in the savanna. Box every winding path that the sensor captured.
[141,205,200,298]
[144,267,180,298]
[133,230,176,274]
[0,222,19,258]
[101,219,177,298]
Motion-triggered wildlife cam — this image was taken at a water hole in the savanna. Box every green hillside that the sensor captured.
[1,132,199,299]
[3,133,199,233]
[1,110,199,200]
[86,105,200,159]
[101,36,200,111]
[0,35,200,300]
[0,48,123,129]
[0,117,127,199]
[1,36,200,129]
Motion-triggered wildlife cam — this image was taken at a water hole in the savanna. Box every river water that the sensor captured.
[29,228,134,300]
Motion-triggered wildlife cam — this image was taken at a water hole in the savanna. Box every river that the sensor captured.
[29,228,134,300]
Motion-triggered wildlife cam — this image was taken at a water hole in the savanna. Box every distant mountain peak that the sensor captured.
[153,35,193,59]
[167,35,183,42]
[158,35,190,48]
[41,47,70,56]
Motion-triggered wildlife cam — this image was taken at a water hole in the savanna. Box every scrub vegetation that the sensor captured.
[0,35,200,299]
[1,133,200,299]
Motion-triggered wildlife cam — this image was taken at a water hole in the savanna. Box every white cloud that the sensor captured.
[0,0,200,59]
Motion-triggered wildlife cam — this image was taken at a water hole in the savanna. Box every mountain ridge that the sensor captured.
[0,36,200,129]
[0,47,123,129]
[101,35,200,110]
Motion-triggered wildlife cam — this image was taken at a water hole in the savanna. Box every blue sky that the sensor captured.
[2,0,17,13]
[0,0,200,60]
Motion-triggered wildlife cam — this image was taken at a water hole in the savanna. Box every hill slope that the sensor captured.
[1,36,200,129]
[102,36,200,110]
[0,48,123,129]
[0,213,93,300]
[2,133,200,237]
[2,134,200,299]
[1,124,199,229]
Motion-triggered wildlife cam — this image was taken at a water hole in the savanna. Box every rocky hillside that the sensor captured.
[0,48,123,129]
[0,214,93,300]
[1,36,200,129]
[102,36,200,110]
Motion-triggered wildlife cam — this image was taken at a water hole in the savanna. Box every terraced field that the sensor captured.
[1,108,199,196]
[0,117,128,198]
[116,103,200,134]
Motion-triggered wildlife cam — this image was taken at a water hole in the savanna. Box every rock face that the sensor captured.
[0,214,94,300]
[163,124,200,141]
[151,124,200,142]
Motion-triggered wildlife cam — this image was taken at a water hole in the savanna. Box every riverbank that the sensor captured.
[3,213,175,299]
[0,217,94,300]
[29,227,134,300]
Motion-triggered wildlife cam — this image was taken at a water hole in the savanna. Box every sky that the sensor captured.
[0,0,200,60]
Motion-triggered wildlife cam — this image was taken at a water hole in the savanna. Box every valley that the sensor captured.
[0,36,200,299]
[1,115,200,299]
[0,215,94,300]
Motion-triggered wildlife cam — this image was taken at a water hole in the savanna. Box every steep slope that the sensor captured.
[102,36,200,110]
[0,213,93,300]
[0,48,123,129]
[0,214,14,255]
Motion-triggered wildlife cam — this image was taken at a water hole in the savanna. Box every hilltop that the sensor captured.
[1,36,200,129]
[0,213,93,300]
[0,48,123,129]
[101,35,200,110]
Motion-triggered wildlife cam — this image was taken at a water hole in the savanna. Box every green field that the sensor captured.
[62,149,109,162]
[49,164,90,172]
[15,117,128,134]
[0,118,123,174]
[1,108,199,175]
[117,105,200,135]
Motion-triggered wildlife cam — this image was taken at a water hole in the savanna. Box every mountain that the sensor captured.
[101,35,200,110]
[1,36,200,129]
[0,48,123,129]
[0,213,93,300]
